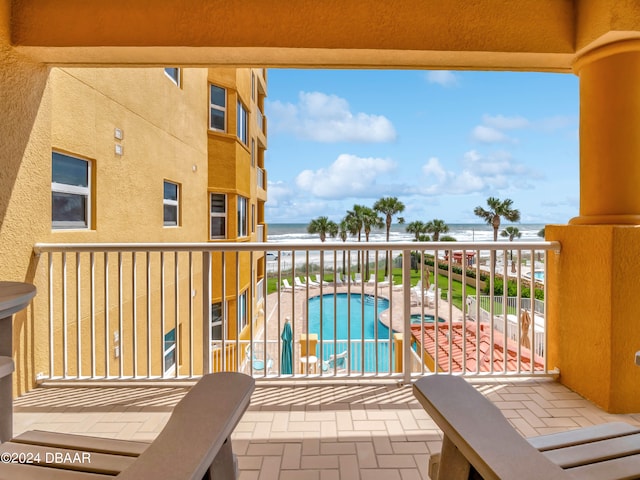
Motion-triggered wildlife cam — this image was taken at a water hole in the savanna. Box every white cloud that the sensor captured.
[471,125,510,143]
[267,92,396,143]
[295,154,398,199]
[420,151,536,195]
[482,114,530,130]
[425,71,460,87]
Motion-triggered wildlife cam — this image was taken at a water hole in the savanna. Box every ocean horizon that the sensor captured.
[267,222,546,244]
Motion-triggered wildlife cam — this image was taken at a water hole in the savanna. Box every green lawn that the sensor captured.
[266,268,476,312]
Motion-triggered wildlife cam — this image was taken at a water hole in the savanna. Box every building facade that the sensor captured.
[2,66,267,393]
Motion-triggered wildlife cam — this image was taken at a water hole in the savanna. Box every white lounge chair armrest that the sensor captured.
[413,375,567,480]
[118,372,254,480]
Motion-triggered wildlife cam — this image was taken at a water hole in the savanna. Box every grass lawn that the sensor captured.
[266,268,476,312]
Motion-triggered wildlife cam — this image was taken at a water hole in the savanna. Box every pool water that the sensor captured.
[534,271,544,281]
[307,293,392,372]
[410,314,446,324]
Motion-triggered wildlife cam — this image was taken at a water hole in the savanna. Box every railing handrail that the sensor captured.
[34,240,561,254]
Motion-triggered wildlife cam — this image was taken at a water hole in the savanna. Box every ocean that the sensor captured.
[267,223,546,244]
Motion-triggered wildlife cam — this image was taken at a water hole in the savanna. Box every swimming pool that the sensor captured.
[307,293,392,372]
[410,314,446,324]
[524,270,544,282]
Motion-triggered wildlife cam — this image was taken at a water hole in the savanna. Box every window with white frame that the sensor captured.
[237,291,248,332]
[237,196,248,238]
[164,68,181,86]
[209,84,226,132]
[52,152,91,229]
[164,328,176,374]
[251,204,255,233]
[236,100,248,145]
[163,181,179,227]
[210,193,226,239]
[211,302,223,341]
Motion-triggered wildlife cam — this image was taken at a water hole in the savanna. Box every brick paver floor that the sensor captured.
[12,377,640,479]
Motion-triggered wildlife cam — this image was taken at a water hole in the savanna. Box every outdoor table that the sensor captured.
[299,355,318,374]
[0,281,36,443]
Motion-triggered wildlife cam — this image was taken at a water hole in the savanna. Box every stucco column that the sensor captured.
[546,41,640,413]
[571,40,640,225]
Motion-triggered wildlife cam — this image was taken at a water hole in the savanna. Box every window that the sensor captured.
[163,181,179,227]
[52,152,91,229]
[164,68,181,86]
[250,138,255,167]
[164,328,176,374]
[251,72,255,100]
[210,193,226,239]
[209,84,226,132]
[251,204,256,234]
[237,291,248,332]
[236,100,248,144]
[211,302,223,341]
[237,196,248,237]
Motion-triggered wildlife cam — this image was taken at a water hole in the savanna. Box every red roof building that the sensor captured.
[409,321,544,373]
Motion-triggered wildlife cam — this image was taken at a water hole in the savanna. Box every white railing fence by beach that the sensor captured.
[33,241,559,383]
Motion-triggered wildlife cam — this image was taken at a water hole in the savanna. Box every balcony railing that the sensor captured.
[32,241,559,383]
[257,167,265,190]
[256,109,264,134]
[256,224,265,242]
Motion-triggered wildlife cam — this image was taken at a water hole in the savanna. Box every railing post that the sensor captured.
[402,249,412,383]
[202,252,212,374]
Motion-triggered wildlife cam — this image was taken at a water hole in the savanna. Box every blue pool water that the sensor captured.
[534,271,544,281]
[307,293,392,372]
[410,314,446,324]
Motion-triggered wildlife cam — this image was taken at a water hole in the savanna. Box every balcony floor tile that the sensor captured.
[13,377,640,479]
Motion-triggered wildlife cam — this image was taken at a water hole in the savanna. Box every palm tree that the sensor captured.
[406,221,428,242]
[307,216,338,242]
[338,219,351,276]
[361,207,383,278]
[373,196,406,275]
[345,205,366,272]
[426,219,449,242]
[473,197,521,241]
[501,226,522,272]
[474,197,520,271]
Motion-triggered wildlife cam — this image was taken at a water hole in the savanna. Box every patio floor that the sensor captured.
[13,377,640,479]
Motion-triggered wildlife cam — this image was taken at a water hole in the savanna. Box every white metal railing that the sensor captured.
[33,241,559,383]
[466,296,545,357]
[256,109,264,134]
[257,167,265,190]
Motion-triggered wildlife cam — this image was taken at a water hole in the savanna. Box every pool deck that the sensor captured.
[263,282,465,350]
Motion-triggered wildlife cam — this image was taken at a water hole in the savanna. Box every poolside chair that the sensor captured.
[281,279,301,291]
[353,273,362,284]
[366,274,377,285]
[294,277,309,288]
[312,274,329,285]
[334,274,344,286]
[306,275,320,286]
[322,350,348,372]
[245,343,273,374]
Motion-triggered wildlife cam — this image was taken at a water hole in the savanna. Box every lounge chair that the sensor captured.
[294,277,311,288]
[245,343,273,374]
[366,274,377,285]
[334,274,344,286]
[414,374,640,480]
[312,274,329,285]
[353,273,362,284]
[306,276,320,286]
[322,350,348,372]
[281,278,302,291]
[0,373,254,479]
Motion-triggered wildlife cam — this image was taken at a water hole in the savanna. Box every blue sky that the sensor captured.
[264,70,579,225]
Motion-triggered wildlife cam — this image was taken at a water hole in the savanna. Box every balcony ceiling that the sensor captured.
[7,0,640,71]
